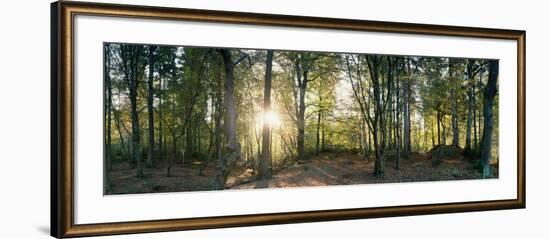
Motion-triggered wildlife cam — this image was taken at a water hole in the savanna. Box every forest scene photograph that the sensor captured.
[103,43,499,195]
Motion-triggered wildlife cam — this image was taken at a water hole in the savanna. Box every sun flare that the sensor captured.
[260,110,281,127]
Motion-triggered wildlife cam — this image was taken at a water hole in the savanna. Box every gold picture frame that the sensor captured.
[51,1,526,237]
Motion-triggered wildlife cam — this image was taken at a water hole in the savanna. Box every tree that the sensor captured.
[344,53,392,175]
[449,59,460,147]
[395,57,402,169]
[259,50,274,180]
[215,49,243,189]
[293,53,316,162]
[480,60,498,178]
[119,45,147,178]
[146,45,158,168]
[104,43,112,193]
[403,57,412,153]
[465,59,484,152]
[365,55,386,176]
[344,54,372,157]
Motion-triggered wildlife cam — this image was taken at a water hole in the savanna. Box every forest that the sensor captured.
[103,43,499,194]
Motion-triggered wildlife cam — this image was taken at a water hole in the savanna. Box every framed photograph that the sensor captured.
[51,1,526,238]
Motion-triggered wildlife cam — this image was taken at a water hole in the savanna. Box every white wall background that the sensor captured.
[0,0,547,238]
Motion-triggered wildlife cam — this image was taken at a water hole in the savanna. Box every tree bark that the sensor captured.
[450,60,460,147]
[120,45,145,178]
[366,55,384,177]
[104,44,112,193]
[316,109,322,155]
[480,60,498,178]
[215,49,241,189]
[297,63,308,162]
[403,58,412,153]
[259,50,274,180]
[158,76,163,159]
[147,45,156,168]
[395,59,401,169]
[465,60,475,152]
[442,116,447,145]
[437,109,441,145]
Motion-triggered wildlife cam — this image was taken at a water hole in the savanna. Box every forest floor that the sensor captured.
[108,151,497,194]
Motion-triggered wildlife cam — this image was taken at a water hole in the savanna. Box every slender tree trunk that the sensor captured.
[465,60,475,152]
[147,46,155,168]
[316,109,322,155]
[395,62,401,169]
[423,123,428,152]
[358,118,364,154]
[367,56,384,176]
[158,77,163,159]
[104,44,112,193]
[450,60,459,147]
[297,67,308,162]
[199,93,217,176]
[321,114,326,152]
[437,110,441,145]
[473,77,478,148]
[112,104,126,158]
[121,45,144,177]
[131,83,142,177]
[442,116,447,145]
[259,50,274,180]
[477,69,484,149]
[366,122,371,153]
[403,58,411,153]
[196,113,201,155]
[431,118,435,148]
[201,64,223,176]
[387,58,393,151]
[480,60,498,178]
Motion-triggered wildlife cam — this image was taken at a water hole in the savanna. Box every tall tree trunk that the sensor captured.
[259,50,274,180]
[120,45,144,177]
[473,77,478,148]
[450,60,459,147]
[215,49,241,189]
[480,60,498,178]
[367,56,384,176]
[465,60,475,152]
[185,119,193,163]
[131,86,142,176]
[147,46,155,168]
[395,60,401,169]
[442,116,447,145]
[366,122,371,153]
[358,118,364,154]
[386,58,393,151]
[158,77,163,159]
[423,123,428,152]
[431,118,435,148]
[104,44,112,193]
[437,109,441,145]
[476,69,483,149]
[297,66,308,162]
[403,58,412,153]
[316,109,322,155]
[321,115,326,152]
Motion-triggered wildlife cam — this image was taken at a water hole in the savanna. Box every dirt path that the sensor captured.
[230,152,495,190]
[108,152,496,194]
